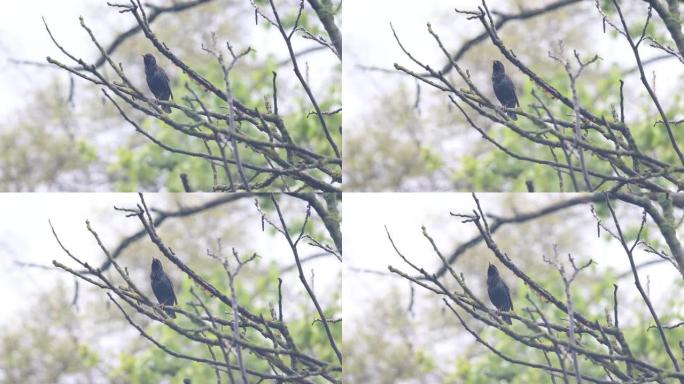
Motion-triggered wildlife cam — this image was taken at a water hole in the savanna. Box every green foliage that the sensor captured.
[108,115,220,191]
[345,287,435,383]
[0,84,102,191]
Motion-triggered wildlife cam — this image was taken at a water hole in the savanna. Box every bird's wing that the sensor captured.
[503,282,513,311]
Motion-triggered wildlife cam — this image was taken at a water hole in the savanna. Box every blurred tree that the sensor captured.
[0,193,341,383]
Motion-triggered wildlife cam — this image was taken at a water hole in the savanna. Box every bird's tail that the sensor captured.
[502,313,512,324]
[161,104,172,113]
[507,111,517,120]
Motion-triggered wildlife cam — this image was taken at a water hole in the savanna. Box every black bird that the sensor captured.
[143,53,173,113]
[150,258,177,318]
[492,60,519,120]
[487,263,513,324]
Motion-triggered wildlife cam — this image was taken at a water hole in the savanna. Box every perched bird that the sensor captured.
[150,258,177,318]
[491,60,519,120]
[486,263,513,324]
[143,53,173,113]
